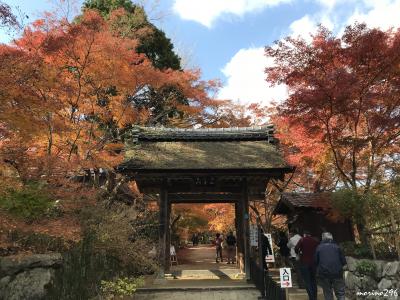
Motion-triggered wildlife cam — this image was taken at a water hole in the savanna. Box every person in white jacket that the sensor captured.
[287,229,302,259]
[287,228,305,288]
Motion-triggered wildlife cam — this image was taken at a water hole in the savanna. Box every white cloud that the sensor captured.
[289,15,317,41]
[218,0,400,107]
[315,0,355,9]
[218,47,288,106]
[346,0,400,30]
[288,0,400,42]
[173,0,292,28]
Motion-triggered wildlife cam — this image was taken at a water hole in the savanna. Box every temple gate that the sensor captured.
[118,126,292,280]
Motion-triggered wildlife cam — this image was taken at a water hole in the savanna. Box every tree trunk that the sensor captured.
[356,222,367,243]
[369,234,377,260]
[389,211,400,260]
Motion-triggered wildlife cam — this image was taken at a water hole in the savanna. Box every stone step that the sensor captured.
[134,285,260,300]
[287,288,325,300]
[268,268,324,299]
[133,289,261,300]
[134,280,261,300]
[134,286,324,300]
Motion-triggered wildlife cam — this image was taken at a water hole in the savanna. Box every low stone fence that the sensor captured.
[345,256,399,299]
[0,253,62,300]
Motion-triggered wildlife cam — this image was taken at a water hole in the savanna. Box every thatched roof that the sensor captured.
[122,140,287,170]
[119,126,290,171]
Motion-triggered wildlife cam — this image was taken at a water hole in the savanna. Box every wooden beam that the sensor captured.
[121,167,294,178]
[168,185,243,194]
[137,182,243,194]
[169,193,241,203]
[171,199,237,204]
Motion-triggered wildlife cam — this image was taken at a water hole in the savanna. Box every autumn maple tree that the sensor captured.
[265,24,400,241]
[0,0,252,216]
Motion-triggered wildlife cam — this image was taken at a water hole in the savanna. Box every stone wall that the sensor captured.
[345,256,399,300]
[0,253,62,300]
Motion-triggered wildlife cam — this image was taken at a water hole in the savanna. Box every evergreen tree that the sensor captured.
[82,0,181,70]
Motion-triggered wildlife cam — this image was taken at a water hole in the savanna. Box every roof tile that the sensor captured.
[281,192,332,209]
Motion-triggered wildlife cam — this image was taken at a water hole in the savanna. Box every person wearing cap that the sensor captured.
[315,232,347,300]
[287,228,305,288]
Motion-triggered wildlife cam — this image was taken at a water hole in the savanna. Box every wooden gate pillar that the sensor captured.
[158,185,171,277]
[236,178,250,279]
[235,200,244,273]
[242,179,251,280]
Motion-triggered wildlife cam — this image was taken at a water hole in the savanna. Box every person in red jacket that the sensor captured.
[295,230,319,300]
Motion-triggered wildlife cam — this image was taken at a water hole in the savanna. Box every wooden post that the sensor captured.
[158,185,170,278]
[235,199,245,273]
[165,198,171,272]
[243,178,251,280]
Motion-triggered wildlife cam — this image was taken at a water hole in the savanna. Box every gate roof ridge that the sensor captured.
[132,125,276,142]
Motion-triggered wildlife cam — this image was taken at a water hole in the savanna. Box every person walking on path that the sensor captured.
[194,233,199,246]
[287,229,305,288]
[295,230,319,300]
[226,231,236,264]
[191,233,196,246]
[287,229,302,262]
[277,231,291,267]
[315,232,347,300]
[215,233,223,263]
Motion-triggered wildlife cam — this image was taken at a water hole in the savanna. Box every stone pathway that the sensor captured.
[169,245,243,280]
[134,245,323,299]
[135,245,257,299]
[172,245,239,270]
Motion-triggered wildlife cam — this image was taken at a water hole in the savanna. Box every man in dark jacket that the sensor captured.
[215,233,223,263]
[277,231,291,267]
[226,231,236,264]
[295,230,319,300]
[315,232,347,300]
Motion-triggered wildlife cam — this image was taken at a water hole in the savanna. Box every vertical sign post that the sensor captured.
[250,224,258,247]
[280,267,292,300]
[264,233,275,263]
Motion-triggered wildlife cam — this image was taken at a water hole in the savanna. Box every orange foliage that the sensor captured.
[203,203,235,233]
[0,8,251,245]
[0,9,242,187]
[172,203,235,234]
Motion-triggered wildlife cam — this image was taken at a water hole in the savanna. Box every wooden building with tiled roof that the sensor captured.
[274,192,354,243]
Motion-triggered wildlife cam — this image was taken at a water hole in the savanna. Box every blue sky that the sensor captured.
[2,0,400,105]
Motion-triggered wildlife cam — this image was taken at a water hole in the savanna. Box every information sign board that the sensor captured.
[250,224,258,246]
[279,268,292,288]
[264,233,275,263]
